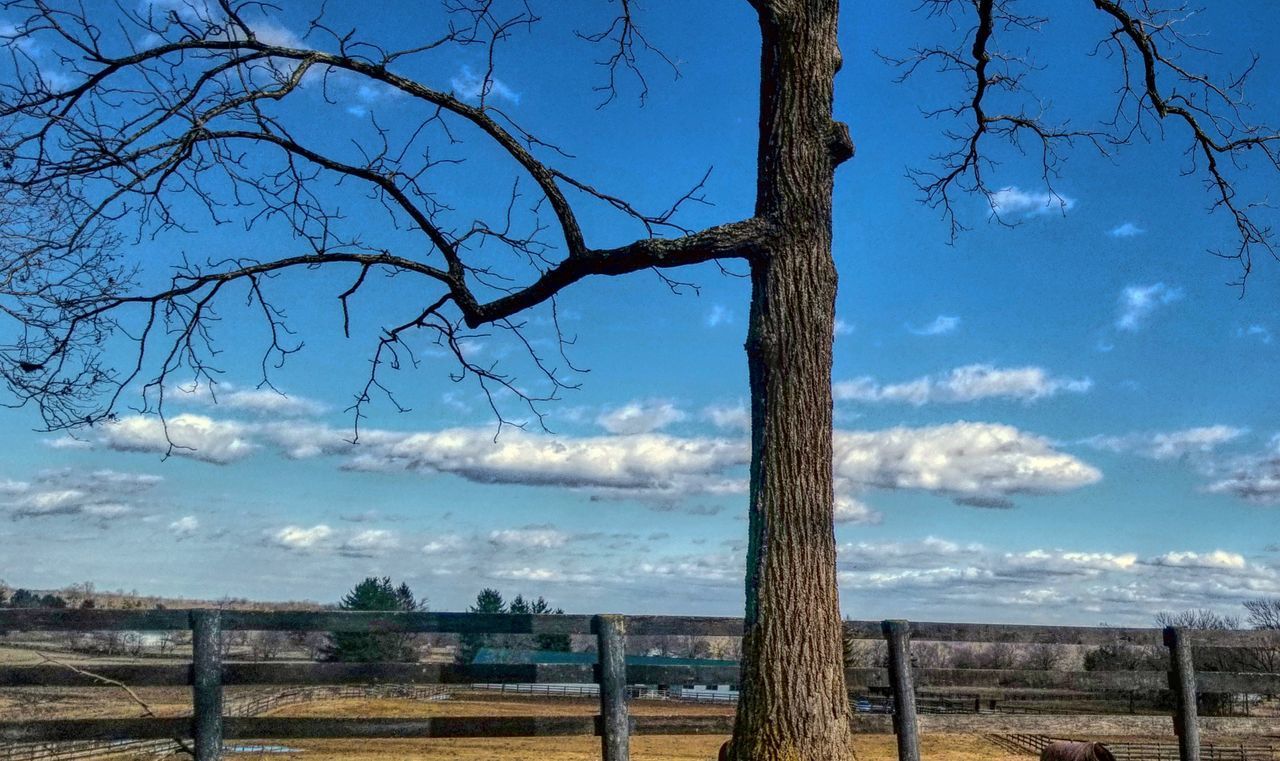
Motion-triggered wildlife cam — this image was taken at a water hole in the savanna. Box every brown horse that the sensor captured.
[1040,741,1118,761]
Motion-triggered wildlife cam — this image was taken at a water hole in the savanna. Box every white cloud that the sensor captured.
[0,478,30,495]
[836,537,1279,618]
[248,20,308,49]
[1240,325,1273,345]
[269,524,333,550]
[422,535,466,555]
[103,414,255,464]
[704,304,733,328]
[703,402,750,433]
[175,382,326,417]
[169,515,200,539]
[1152,550,1246,570]
[43,436,92,450]
[14,489,89,516]
[987,186,1076,218]
[833,422,1102,502]
[2,469,163,522]
[97,412,1098,510]
[1083,426,1247,460]
[489,527,570,549]
[1,19,74,90]
[344,81,402,117]
[907,315,960,336]
[597,400,687,435]
[835,319,855,336]
[834,495,882,525]
[83,504,134,519]
[450,65,520,105]
[1116,282,1183,332]
[835,364,1091,406]
[339,427,750,499]
[1204,436,1280,505]
[339,529,399,557]
[1109,222,1146,237]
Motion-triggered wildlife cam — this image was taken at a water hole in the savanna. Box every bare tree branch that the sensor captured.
[35,650,194,757]
[0,1,754,432]
[894,0,1279,282]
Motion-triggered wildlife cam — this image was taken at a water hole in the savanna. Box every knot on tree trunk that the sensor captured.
[827,121,855,165]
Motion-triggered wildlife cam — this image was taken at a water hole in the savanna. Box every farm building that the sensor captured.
[471,648,739,699]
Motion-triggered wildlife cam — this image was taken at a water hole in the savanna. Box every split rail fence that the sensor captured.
[2,610,1280,761]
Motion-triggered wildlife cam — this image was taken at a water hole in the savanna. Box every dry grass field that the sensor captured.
[235,696,1026,760]
[7,645,1267,760]
[230,734,1023,760]
[1,684,1029,760]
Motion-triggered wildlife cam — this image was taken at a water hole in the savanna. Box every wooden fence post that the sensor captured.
[883,620,921,761]
[192,609,224,761]
[595,614,630,761]
[1165,626,1201,761]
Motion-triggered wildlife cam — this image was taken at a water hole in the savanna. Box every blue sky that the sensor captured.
[2,0,1279,625]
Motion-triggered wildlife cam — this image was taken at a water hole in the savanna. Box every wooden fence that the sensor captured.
[0,684,453,761]
[986,733,1280,760]
[2,610,1280,761]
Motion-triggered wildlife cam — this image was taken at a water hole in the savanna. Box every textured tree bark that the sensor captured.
[729,2,855,760]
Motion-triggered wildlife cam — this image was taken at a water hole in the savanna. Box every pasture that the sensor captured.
[4,610,1280,761]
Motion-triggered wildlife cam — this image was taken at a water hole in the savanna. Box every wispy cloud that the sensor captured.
[834,364,1092,406]
[704,304,733,328]
[907,315,960,336]
[338,528,400,558]
[450,65,520,105]
[489,526,570,549]
[267,524,334,551]
[1203,435,1280,505]
[1,469,162,523]
[1082,425,1247,461]
[836,538,1278,618]
[987,186,1076,218]
[1109,222,1146,237]
[175,382,327,417]
[703,402,750,433]
[169,515,199,540]
[1116,282,1183,332]
[597,400,686,435]
[1240,324,1273,345]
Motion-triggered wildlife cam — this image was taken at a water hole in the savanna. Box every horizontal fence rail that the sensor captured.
[4,610,1280,761]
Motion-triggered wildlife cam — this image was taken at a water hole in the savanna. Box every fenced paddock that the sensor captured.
[1,611,1279,761]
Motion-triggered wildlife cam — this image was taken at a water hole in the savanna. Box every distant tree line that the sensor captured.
[457,587,572,664]
[319,579,574,665]
[841,600,1280,676]
[0,588,70,609]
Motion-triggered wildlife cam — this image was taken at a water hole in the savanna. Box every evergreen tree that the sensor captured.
[457,588,506,664]
[510,594,571,652]
[324,576,424,663]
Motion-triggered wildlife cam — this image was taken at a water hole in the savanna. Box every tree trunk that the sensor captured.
[729,2,855,760]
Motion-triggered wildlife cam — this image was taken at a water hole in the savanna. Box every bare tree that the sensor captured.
[1242,599,1280,676]
[1021,643,1065,672]
[2,2,1278,757]
[246,629,289,660]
